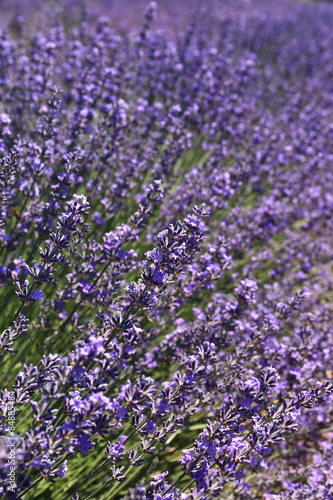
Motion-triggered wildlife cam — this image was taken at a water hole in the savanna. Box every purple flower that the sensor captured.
[235,279,258,304]
[77,435,93,456]
[58,461,68,478]
[31,290,44,302]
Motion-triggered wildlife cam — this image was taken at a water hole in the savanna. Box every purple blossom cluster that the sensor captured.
[0,1,333,499]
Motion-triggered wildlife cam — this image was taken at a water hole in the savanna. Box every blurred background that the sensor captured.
[0,0,333,34]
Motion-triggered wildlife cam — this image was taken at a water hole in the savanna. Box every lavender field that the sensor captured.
[1,1,333,499]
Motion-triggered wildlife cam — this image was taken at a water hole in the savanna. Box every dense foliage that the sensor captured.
[0,1,333,499]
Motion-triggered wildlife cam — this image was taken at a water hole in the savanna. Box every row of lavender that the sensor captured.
[0,2,333,499]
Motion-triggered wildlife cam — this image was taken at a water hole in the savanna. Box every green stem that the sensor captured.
[66,458,109,498]
[83,476,115,500]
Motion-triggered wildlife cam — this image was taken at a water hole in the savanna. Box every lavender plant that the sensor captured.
[0,1,333,499]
